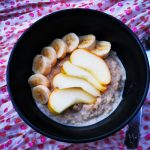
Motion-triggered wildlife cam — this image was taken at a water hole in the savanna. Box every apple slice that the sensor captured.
[62,61,107,92]
[70,49,111,85]
[53,73,100,97]
[48,88,96,113]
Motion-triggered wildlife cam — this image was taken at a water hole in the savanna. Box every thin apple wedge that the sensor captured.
[70,49,111,85]
[53,73,100,97]
[48,88,96,113]
[62,61,107,92]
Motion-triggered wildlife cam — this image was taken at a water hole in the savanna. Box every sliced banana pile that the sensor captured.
[28,33,112,114]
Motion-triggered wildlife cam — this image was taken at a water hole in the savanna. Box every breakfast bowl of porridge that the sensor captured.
[7,9,149,143]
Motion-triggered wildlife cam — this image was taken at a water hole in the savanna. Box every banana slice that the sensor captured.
[50,39,67,59]
[78,34,96,50]
[41,46,57,66]
[28,73,50,88]
[62,33,79,53]
[32,55,51,75]
[32,85,51,104]
[92,41,111,58]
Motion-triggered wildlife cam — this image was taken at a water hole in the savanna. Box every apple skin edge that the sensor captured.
[48,99,58,114]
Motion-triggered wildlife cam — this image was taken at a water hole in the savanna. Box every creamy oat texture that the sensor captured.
[36,51,126,126]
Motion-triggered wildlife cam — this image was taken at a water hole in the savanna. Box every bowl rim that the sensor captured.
[6,8,150,143]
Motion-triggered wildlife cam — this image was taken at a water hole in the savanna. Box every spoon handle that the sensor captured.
[124,108,142,149]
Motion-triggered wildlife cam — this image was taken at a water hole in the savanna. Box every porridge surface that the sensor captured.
[36,51,126,126]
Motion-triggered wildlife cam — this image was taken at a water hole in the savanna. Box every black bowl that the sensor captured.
[7,9,149,143]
